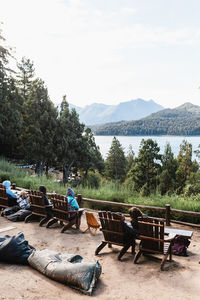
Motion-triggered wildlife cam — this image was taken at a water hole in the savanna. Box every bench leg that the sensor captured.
[95,241,107,255]
[25,213,40,223]
[118,243,131,261]
[46,217,58,228]
[134,249,142,264]
[39,216,51,227]
[82,226,90,233]
[61,219,76,233]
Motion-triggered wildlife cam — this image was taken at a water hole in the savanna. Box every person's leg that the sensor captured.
[3,206,19,216]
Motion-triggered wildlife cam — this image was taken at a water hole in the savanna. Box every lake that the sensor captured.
[94,135,200,159]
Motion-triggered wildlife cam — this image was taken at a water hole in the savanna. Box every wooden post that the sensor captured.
[77,194,82,207]
[165,204,171,226]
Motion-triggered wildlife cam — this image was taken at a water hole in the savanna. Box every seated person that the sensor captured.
[2,180,17,207]
[66,188,79,211]
[3,190,30,216]
[129,207,146,233]
[17,190,30,210]
[122,207,146,255]
[39,185,53,218]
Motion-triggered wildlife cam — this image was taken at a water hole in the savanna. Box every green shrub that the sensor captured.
[184,183,200,196]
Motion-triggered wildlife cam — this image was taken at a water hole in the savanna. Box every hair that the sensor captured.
[20,190,26,198]
[39,185,46,195]
[129,207,143,220]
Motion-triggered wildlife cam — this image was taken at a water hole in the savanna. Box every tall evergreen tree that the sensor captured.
[80,128,105,176]
[105,137,127,180]
[176,140,198,193]
[126,145,135,173]
[0,26,23,157]
[16,57,35,100]
[21,78,57,173]
[130,139,161,195]
[159,143,178,194]
[56,95,85,183]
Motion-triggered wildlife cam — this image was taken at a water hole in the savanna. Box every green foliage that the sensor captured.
[79,171,101,189]
[20,78,58,173]
[130,139,162,195]
[126,145,135,173]
[175,140,197,193]
[105,137,127,180]
[55,95,85,182]
[159,143,178,195]
[0,28,23,157]
[80,128,105,176]
[184,183,200,196]
[17,57,35,99]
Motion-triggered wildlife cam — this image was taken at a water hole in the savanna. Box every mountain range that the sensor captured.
[90,102,200,136]
[69,99,163,125]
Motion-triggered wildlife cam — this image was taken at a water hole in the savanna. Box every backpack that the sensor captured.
[172,235,190,256]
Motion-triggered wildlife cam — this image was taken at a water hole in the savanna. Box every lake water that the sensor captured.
[94,136,200,159]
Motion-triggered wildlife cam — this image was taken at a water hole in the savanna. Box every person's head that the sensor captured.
[39,185,46,194]
[20,190,26,199]
[2,180,11,189]
[129,207,143,220]
[66,188,75,197]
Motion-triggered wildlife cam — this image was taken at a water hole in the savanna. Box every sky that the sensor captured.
[1,0,200,108]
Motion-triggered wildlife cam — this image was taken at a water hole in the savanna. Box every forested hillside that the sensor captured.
[91,103,200,135]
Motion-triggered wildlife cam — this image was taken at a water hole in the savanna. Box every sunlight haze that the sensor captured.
[1,0,200,108]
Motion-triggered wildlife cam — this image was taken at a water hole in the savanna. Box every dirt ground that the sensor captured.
[0,211,200,300]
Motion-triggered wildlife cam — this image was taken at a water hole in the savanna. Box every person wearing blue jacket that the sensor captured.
[3,180,17,207]
[66,188,79,211]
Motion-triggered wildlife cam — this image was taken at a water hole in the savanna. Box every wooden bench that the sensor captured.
[46,194,84,233]
[0,184,8,210]
[25,190,52,226]
[134,217,175,270]
[95,211,134,260]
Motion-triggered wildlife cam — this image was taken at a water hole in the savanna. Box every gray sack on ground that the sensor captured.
[28,249,102,295]
[0,232,34,264]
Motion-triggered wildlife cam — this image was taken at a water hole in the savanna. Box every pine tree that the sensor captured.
[105,137,127,180]
[56,95,85,183]
[130,139,161,195]
[80,128,105,176]
[0,26,23,157]
[176,140,198,193]
[126,145,135,173]
[21,78,57,173]
[17,57,35,100]
[159,143,178,194]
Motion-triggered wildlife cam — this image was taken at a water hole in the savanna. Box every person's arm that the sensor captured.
[7,189,17,199]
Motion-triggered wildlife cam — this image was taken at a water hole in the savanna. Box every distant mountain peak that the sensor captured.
[70,98,163,125]
[91,102,200,136]
[176,102,200,113]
